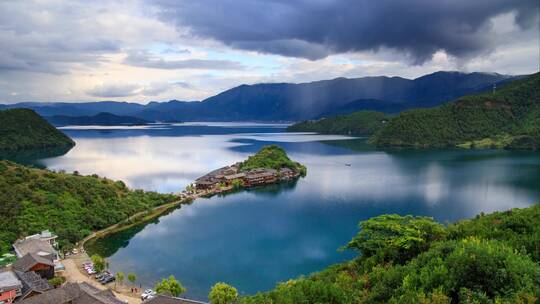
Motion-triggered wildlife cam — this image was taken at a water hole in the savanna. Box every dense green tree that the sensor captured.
[128,273,137,286]
[48,276,66,288]
[155,275,186,297]
[345,214,446,264]
[116,272,125,287]
[209,282,239,304]
[239,145,306,176]
[91,254,107,273]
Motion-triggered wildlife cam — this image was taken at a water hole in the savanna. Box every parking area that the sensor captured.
[63,255,141,304]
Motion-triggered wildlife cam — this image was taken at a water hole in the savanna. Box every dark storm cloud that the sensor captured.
[148,0,539,63]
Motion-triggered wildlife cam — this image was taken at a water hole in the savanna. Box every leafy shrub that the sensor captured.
[345,214,447,264]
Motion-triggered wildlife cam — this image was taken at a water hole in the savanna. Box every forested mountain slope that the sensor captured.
[287,111,391,136]
[0,108,75,152]
[371,72,540,149]
[0,161,177,253]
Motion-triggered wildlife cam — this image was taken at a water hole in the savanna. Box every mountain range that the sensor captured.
[0,71,518,122]
[46,112,150,126]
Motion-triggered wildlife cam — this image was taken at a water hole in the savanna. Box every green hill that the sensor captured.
[241,204,540,303]
[239,145,307,176]
[287,111,392,136]
[370,73,540,149]
[0,160,178,253]
[0,108,75,152]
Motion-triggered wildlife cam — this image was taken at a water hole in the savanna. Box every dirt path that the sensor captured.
[63,255,142,304]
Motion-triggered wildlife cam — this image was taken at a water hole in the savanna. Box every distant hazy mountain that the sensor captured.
[46,112,151,126]
[1,71,517,121]
[3,101,146,117]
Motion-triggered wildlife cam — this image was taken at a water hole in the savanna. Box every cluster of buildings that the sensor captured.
[194,162,299,192]
[0,230,208,304]
[0,231,60,303]
[0,230,127,304]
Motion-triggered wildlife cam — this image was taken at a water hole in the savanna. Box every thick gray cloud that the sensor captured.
[123,50,245,70]
[149,0,539,63]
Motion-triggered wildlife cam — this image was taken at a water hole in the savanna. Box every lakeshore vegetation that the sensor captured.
[287,111,391,136]
[0,160,177,253]
[0,108,75,152]
[240,204,540,303]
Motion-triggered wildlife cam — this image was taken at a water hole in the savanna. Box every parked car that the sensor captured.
[101,275,116,284]
[98,274,111,283]
[86,268,97,275]
[95,271,111,280]
[141,289,156,300]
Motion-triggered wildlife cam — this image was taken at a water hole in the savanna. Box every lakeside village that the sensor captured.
[0,146,306,304]
[185,145,306,197]
[0,230,205,304]
[191,163,300,195]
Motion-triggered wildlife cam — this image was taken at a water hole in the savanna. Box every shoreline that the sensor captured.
[79,195,196,252]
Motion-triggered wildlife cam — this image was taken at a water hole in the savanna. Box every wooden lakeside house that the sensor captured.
[278,167,297,180]
[223,173,246,186]
[12,253,55,280]
[244,169,278,187]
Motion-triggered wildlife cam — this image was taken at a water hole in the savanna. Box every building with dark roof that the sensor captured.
[18,282,124,304]
[12,253,55,280]
[244,169,278,187]
[143,295,207,304]
[13,270,52,302]
[12,232,58,260]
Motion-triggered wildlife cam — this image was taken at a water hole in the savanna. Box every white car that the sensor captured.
[141,289,156,300]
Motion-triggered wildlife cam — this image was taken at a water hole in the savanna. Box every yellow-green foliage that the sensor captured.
[457,134,514,149]
[0,161,177,253]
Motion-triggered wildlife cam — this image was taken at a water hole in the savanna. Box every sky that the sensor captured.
[0,0,538,104]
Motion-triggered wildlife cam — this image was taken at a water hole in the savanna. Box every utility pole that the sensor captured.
[493,83,496,94]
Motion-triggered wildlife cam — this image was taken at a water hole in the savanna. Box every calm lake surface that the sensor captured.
[33,123,540,300]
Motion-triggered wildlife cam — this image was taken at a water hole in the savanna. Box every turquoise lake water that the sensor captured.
[33,123,540,300]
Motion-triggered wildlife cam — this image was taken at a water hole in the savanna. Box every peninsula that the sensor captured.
[192,145,306,195]
[0,108,75,152]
